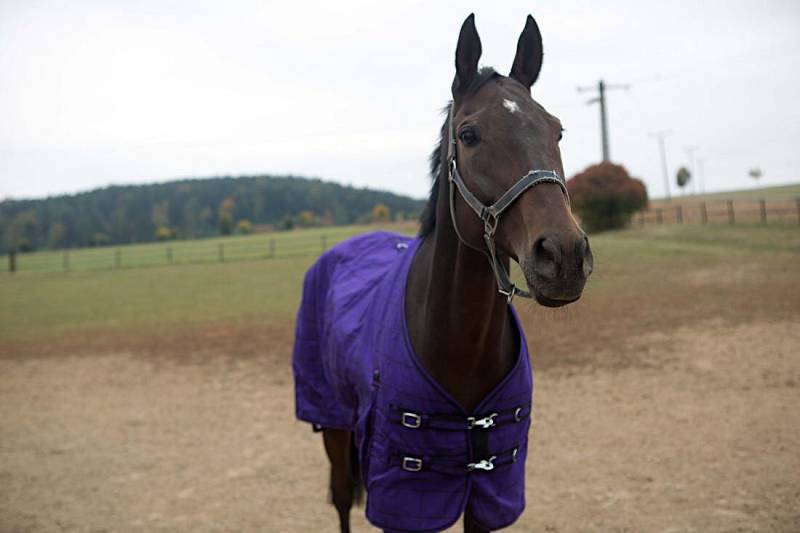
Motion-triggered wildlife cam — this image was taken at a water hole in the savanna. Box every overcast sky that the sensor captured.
[1,0,799,201]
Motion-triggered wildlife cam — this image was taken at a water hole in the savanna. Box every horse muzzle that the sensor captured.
[523,232,593,307]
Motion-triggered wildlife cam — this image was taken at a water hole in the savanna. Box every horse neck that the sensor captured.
[405,166,518,411]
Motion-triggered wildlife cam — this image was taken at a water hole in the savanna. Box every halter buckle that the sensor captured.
[498,285,517,304]
[468,456,496,472]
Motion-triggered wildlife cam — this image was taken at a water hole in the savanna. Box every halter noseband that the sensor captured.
[446,104,569,303]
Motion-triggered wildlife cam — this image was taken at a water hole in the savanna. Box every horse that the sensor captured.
[292,13,593,533]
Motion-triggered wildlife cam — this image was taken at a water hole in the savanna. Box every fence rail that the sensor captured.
[636,197,800,227]
[5,232,347,274]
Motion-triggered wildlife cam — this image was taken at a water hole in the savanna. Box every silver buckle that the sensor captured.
[468,456,496,472]
[402,456,422,472]
[514,406,524,422]
[498,285,517,303]
[467,413,497,429]
[401,412,421,429]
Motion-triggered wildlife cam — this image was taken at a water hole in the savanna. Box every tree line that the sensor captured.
[0,175,425,252]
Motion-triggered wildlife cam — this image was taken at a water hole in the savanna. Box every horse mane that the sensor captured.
[418,67,499,238]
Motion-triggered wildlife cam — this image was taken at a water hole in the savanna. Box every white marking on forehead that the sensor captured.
[503,99,520,114]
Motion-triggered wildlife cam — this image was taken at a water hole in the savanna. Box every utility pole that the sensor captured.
[649,130,672,201]
[683,146,699,195]
[578,79,630,161]
[697,158,706,194]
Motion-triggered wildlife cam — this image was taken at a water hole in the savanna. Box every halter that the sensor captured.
[446,105,569,302]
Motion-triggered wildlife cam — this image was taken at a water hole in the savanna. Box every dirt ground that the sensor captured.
[2,262,800,532]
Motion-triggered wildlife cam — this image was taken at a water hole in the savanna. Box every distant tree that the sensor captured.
[370,203,391,223]
[155,226,172,241]
[567,162,648,232]
[151,200,170,228]
[297,210,317,227]
[237,219,253,234]
[0,175,425,253]
[219,212,233,235]
[748,167,763,182]
[48,223,66,247]
[218,197,236,235]
[90,232,110,246]
[7,209,39,251]
[218,197,235,216]
[676,167,691,194]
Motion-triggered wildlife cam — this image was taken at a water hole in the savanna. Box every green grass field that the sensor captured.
[1,222,798,344]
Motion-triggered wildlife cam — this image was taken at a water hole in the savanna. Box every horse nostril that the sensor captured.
[582,236,594,277]
[532,236,561,280]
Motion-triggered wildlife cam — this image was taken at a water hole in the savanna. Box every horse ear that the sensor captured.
[510,15,544,89]
[452,14,482,98]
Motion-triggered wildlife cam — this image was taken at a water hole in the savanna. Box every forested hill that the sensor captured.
[0,175,426,252]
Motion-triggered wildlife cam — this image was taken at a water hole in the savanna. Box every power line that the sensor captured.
[577,79,630,161]
[649,130,672,201]
[697,158,706,194]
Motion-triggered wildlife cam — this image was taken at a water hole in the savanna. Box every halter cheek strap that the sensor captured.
[446,105,569,302]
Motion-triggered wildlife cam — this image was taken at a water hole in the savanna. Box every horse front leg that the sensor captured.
[464,508,492,533]
[322,428,361,533]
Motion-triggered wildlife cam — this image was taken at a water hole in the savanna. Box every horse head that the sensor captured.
[447,14,593,307]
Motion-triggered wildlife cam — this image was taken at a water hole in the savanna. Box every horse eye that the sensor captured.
[558,128,565,142]
[458,127,479,146]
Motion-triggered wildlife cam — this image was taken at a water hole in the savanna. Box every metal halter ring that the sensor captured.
[483,212,500,237]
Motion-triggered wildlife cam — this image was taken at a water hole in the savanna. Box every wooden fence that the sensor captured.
[5,233,341,274]
[636,198,800,226]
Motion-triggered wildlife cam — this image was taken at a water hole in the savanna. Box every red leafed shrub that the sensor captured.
[566,162,648,232]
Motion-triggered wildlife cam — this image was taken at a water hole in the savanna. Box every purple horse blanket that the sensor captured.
[293,231,533,532]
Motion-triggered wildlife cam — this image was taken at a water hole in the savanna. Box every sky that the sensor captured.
[1,0,799,201]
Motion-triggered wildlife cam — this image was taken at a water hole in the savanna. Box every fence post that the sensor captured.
[321,235,327,253]
[218,243,225,263]
[63,250,70,272]
[700,202,708,225]
[675,205,683,224]
[8,251,16,274]
[638,211,645,226]
[114,249,121,269]
[656,208,663,224]
[166,246,173,264]
[727,200,735,225]
[796,198,800,226]
[759,199,767,224]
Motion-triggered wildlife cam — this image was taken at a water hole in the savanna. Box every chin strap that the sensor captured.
[445,105,569,303]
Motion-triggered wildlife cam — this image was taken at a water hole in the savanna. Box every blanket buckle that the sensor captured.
[467,412,497,429]
[402,456,423,472]
[401,412,422,429]
[468,456,497,472]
